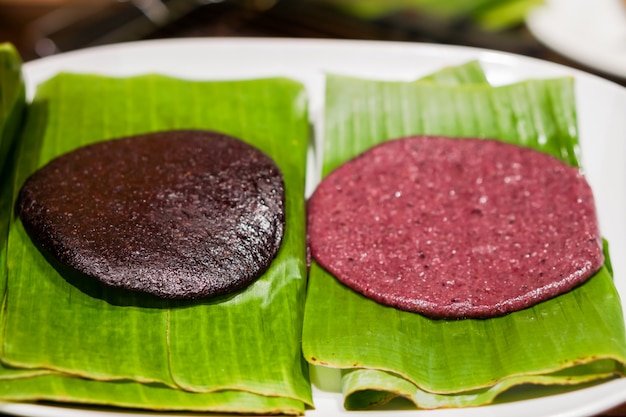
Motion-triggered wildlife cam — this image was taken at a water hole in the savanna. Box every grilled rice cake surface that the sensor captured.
[17,130,286,299]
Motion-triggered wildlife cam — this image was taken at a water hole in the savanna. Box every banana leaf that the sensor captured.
[0,43,24,175]
[320,75,578,177]
[342,357,620,409]
[302,72,626,409]
[418,60,488,85]
[0,43,44,382]
[0,73,312,413]
[0,375,307,415]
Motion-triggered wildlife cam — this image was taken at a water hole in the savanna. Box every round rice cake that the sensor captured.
[17,130,286,299]
[307,136,604,319]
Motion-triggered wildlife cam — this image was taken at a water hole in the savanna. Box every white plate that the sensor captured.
[6,37,626,417]
[526,0,626,79]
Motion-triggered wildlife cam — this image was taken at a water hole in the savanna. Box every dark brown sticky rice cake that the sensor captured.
[307,136,604,319]
[17,130,285,300]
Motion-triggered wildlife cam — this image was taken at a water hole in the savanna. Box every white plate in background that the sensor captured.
[526,0,626,79]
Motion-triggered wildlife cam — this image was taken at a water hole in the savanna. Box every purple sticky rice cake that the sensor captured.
[307,136,604,319]
[16,130,286,300]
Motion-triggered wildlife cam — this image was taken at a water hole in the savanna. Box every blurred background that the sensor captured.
[0,0,625,85]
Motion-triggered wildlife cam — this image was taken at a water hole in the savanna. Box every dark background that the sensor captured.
[0,0,624,89]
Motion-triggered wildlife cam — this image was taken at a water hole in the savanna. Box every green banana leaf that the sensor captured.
[302,72,626,409]
[320,75,578,177]
[0,43,41,383]
[0,375,307,415]
[0,43,24,175]
[342,358,620,409]
[418,60,488,85]
[0,73,312,413]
